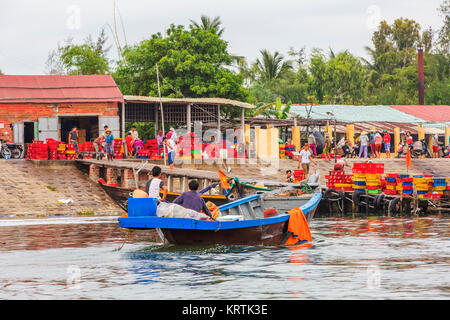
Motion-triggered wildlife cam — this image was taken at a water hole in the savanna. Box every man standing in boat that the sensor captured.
[146,166,168,202]
[172,180,213,219]
[297,143,318,179]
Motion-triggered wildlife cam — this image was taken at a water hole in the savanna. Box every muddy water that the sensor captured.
[0,216,448,299]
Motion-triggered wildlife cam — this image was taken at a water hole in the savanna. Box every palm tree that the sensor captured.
[254,49,293,83]
[190,15,224,36]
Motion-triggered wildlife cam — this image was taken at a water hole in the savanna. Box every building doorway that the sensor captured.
[23,122,36,143]
[60,116,99,144]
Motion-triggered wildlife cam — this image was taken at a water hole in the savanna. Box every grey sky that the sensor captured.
[0,0,445,75]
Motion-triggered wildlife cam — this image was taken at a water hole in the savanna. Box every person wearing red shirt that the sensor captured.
[125,131,133,158]
[382,129,391,158]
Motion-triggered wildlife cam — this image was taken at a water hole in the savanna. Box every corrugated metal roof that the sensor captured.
[290,104,426,123]
[389,105,450,122]
[124,95,256,109]
[0,75,124,103]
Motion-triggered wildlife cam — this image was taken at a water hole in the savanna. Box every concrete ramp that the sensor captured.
[0,160,124,218]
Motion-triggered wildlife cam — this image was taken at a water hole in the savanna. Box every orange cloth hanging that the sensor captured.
[285,208,312,245]
[406,146,412,168]
[218,170,231,190]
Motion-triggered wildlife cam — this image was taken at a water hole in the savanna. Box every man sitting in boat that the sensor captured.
[172,180,213,219]
[145,166,168,202]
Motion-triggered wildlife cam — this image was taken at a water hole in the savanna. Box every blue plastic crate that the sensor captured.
[402,190,413,194]
[128,198,157,217]
[386,177,397,183]
[402,182,413,186]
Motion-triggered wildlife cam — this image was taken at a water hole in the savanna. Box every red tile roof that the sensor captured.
[0,75,123,103]
[389,105,450,122]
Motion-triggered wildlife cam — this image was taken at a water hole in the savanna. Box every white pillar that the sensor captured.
[187,104,192,132]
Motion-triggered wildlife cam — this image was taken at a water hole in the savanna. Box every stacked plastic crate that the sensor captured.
[113,139,124,159]
[57,144,67,160]
[284,145,295,159]
[351,162,384,194]
[429,177,448,199]
[384,173,399,195]
[279,144,285,159]
[144,139,160,159]
[66,144,76,160]
[400,176,414,195]
[47,139,59,160]
[28,141,49,160]
[325,171,353,190]
[412,175,431,198]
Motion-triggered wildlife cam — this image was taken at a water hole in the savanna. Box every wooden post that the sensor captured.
[121,101,126,139]
[241,107,245,155]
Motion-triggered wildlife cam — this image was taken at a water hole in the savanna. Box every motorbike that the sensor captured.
[411,139,432,158]
[0,139,24,159]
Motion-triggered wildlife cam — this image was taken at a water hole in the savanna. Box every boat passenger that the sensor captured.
[145,166,168,202]
[173,180,213,219]
[285,170,295,183]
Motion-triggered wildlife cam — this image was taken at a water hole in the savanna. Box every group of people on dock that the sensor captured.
[302,128,450,161]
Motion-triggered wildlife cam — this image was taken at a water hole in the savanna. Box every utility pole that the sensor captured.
[156,64,166,166]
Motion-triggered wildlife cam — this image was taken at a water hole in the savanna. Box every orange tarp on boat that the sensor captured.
[285,208,312,245]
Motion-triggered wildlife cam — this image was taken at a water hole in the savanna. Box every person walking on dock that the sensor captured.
[164,137,176,172]
[297,143,318,179]
[359,131,369,159]
[104,129,114,161]
[383,129,391,158]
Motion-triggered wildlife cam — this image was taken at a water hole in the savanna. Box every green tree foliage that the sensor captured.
[0,69,3,75]
[115,24,246,99]
[46,29,110,75]
[114,24,248,120]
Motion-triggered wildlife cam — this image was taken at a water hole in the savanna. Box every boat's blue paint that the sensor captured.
[217,194,260,211]
[118,192,322,231]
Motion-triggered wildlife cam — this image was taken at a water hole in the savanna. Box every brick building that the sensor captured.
[0,75,124,144]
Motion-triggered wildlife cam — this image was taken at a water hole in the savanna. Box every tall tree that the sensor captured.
[46,29,111,75]
[254,50,293,83]
[189,15,225,36]
[436,0,450,53]
[114,24,248,119]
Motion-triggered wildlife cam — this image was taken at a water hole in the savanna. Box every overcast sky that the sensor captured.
[0,0,445,75]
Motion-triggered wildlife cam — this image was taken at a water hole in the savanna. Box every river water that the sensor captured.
[0,216,448,299]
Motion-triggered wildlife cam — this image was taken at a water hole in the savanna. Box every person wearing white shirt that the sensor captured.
[297,143,318,179]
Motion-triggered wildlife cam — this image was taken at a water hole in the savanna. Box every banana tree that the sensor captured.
[254,97,292,119]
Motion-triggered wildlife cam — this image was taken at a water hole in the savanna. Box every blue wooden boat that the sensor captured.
[118,190,322,246]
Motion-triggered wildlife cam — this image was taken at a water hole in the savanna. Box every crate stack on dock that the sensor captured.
[430,177,448,199]
[384,173,399,195]
[66,144,76,160]
[325,171,353,190]
[112,139,123,159]
[26,141,48,160]
[284,144,295,159]
[279,144,285,159]
[351,162,384,194]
